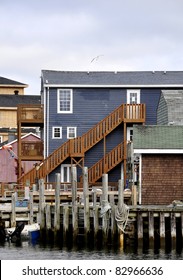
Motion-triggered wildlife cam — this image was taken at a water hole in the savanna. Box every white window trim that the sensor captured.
[0,136,3,143]
[61,164,76,183]
[57,89,73,113]
[127,89,140,104]
[52,126,62,139]
[127,127,133,141]
[67,127,77,139]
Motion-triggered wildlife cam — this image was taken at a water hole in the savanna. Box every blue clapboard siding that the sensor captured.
[47,87,162,182]
[141,89,161,124]
[48,88,126,154]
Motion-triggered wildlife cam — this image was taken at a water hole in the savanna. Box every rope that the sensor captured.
[100,200,111,217]
[115,203,129,233]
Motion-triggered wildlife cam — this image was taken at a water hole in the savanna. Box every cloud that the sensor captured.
[1,0,183,94]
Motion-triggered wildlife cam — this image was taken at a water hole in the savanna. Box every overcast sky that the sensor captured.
[1,0,183,95]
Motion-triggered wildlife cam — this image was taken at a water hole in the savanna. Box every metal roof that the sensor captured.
[41,70,183,87]
[133,125,183,149]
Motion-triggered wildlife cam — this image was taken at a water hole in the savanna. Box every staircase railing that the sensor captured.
[86,142,124,184]
[19,104,145,184]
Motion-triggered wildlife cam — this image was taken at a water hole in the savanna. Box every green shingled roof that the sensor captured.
[133,125,183,149]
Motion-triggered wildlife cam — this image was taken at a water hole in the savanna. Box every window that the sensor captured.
[127,90,140,104]
[127,127,133,141]
[52,127,62,139]
[57,89,73,113]
[67,127,77,139]
[0,136,3,143]
[61,164,73,183]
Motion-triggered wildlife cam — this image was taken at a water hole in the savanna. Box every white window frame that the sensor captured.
[67,127,77,139]
[127,127,133,141]
[0,136,3,143]
[127,89,140,104]
[57,89,73,113]
[61,164,76,183]
[52,127,62,139]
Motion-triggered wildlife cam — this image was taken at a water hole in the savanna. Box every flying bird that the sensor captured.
[90,54,104,63]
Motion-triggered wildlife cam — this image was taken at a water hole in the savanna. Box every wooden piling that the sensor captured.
[45,204,51,230]
[11,193,16,227]
[71,167,78,240]
[148,211,154,247]
[171,212,176,248]
[83,167,90,235]
[137,212,143,246]
[101,174,109,243]
[29,191,33,224]
[132,185,137,206]
[63,204,69,242]
[118,179,124,249]
[39,179,45,230]
[181,212,183,240]
[54,173,61,232]
[159,212,165,248]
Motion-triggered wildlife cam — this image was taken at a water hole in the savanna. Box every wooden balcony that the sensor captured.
[17,104,44,127]
[20,141,44,160]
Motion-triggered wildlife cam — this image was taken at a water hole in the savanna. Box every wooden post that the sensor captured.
[71,166,78,241]
[39,179,45,230]
[132,185,137,206]
[93,188,99,239]
[181,212,183,240]
[137,212,143,246]
[101,174,109,243]
[11,193,16,227]
[109,194,117,241]
[46,204,51,230]
[118,179,124,249]
[29,192,34,224]
[54,173,61,232]
[148,211,154,247]
[83,167,90,235]
[63,204,69,243]
[159,212,165,242]
[171,212,176,248]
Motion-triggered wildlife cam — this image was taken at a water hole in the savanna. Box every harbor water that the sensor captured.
[0,239,183,260]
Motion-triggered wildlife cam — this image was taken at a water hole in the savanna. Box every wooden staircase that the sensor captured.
[19,104,145,184]
[84,142,124,184]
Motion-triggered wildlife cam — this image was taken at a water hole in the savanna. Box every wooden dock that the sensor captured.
[1,169,183,249]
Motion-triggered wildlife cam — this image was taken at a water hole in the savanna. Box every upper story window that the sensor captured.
[57,89,73,113]
[52,127,62,139]
[67,127,77,139]
[127,90,140,104]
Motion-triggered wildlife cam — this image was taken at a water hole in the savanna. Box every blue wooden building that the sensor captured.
[20,70,183,187]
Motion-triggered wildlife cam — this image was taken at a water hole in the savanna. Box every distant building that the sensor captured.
[0,133,42,183]
[0,76,41,144]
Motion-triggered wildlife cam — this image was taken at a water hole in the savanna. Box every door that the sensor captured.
[126,90,140,119]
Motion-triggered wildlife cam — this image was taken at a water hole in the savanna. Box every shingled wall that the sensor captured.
[141,154,183,205]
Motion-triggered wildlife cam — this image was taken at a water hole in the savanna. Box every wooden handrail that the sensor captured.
[86,142,124,184]
[19,104,145,184]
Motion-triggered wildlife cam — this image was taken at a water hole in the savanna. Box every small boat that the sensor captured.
[6,222,40,242]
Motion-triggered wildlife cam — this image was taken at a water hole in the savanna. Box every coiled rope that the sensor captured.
[115,203,129,233]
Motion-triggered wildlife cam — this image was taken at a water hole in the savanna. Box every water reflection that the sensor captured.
[0,237,183,260]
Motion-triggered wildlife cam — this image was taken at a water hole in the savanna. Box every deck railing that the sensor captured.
[19,104,145,184]
[17,104,44,123]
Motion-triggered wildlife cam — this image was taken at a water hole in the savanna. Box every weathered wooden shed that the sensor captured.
[0,133,42,183]
[133,125,183,205]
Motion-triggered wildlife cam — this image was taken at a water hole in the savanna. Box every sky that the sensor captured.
[1,0,183,95]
